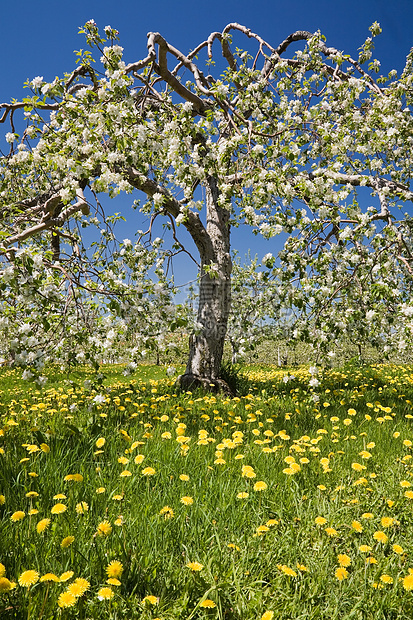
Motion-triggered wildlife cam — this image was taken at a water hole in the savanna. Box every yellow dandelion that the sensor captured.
[237,492,249,499]
[53,493,66,500]
[325,527,338,537]
[373,531,388,544]
[96,437,105,448]
[0,577,16,591]
[403,573,413,591]
[18,570,39,587]
[366,557,377,565]
[199,599,216,608]
[142,595,158,605]
[315,516,327,526]
[351,520,363,533]
[36,518,51,533]
[335,567,349,581]
[59,571,74,582]
[40,573,59,583]
[179,474,190,481]
[11,511,25,522]
[361,513,374,519]
[186,562,204,571]
[393,544,405,555]
[380,574,393,584]
[142,467,155,476]
[96,521,112,536]
[61,536,75,548]
[405,490,413,499]
[97,587,114,600]
[57,591,76,608]
[67,578,90,597]
[381,517,394,528]
[277,564,297,577]
[359,545,372,553]
[253,481,268,492]
[106,561,123,579]
[75,501,89,514]
[241,465,256,479]
[0,564,5,578]
[0,495,5,505]
[96,487,106,494]
[51,503,67,515]
[120,470,132,477]
[261,612,274,620]
[159,506,174,519]
[338,554,351,567]
[180,496,194,506]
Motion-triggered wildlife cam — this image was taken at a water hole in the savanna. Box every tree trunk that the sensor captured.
[179,177,232,392]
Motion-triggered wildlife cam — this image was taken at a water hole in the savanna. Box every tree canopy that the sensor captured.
[1,21,413,383]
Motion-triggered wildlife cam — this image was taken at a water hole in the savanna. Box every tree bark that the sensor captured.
[179,177,232,392]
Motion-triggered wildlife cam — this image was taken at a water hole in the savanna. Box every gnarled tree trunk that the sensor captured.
[179,177,232,392]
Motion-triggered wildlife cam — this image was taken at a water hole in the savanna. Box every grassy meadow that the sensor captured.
[2,362,413,618]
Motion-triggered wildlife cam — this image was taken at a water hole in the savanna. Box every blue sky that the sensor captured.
[2,0,412,289]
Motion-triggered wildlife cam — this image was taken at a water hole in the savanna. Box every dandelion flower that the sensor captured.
[11,511,25,522]
[59,571,74,582]
[351,520,363,533]
[159,506,174,519]
[120,470,132,477]
[18,570,39,587]
[186,562,204,571]
[103,577,119,588]
[40,573,59,582]
[96,437,106,448]
[325,527,338,537]
[51,503,67,515]
[180,496,193,506]
[96,487,106,494]
[361,513,374,519]
[237,492,249,499]
[61,536,75,548]
[403,574,413,591]
[373,531,388,544]
[106,561,123,579]
[261,612,274,620]
[199,599,216,608]
[0,577,15,591]
[335,567,349,581]
[179,474,190,481]
[58,591,77,608]
[277,564,297,577]
[338,554,351,567]
[142,466,155,476]
[97,520,112,536]
[67,578,90,597]
[0,564,5,578]
[380,574,393,584]
[36,518,51,533]
[381,517,394,528]
[359,545,372,553]
[142,595,158,605]
[76,501,89,514]
[315,516,327,526]
[393,544,405,555]
[0,495,5,505]
[253,481,268,492]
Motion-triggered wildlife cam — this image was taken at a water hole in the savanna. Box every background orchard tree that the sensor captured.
[1,20,413,388]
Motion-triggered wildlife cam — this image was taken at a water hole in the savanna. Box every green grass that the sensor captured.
[2,363,413,618]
